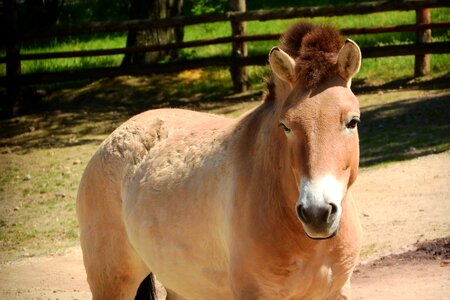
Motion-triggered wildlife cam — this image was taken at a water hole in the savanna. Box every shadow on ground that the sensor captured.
[0,71,252,153]
[352,72,450,95]
[359,91,450,167]
[0,72,449,167]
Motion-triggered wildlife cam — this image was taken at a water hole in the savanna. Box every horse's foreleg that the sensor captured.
[327,277,352,300]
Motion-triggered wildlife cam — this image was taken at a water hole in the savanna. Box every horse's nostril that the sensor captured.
[329,203,338,215]
[296,205,310,224]
[327,203,338,222]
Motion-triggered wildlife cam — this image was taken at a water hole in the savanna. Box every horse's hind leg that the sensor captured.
[80,234,149,299]
[166,289,188,300]
[135,273,158,300]
[77,157,149,299]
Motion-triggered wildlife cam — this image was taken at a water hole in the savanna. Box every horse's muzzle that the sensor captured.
[296,176,344,239]
[296,203,340,239]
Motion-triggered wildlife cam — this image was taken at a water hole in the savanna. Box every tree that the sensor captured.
[230,0,248,92]
[122,0,184,65]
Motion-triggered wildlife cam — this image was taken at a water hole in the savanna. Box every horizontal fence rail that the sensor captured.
[1,41,448,87]
[2,0,450,116]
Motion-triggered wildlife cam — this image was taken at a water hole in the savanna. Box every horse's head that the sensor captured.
[268,24,361,239]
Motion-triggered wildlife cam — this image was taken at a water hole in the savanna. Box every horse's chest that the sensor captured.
[295,263,334,299]
[265,259,339,300]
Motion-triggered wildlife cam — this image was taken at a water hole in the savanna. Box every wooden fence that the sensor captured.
[2,0,450,116]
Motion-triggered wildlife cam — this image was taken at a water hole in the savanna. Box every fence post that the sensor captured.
[415,8,431,77]
[4,0,21,117]
[230,0,249,93]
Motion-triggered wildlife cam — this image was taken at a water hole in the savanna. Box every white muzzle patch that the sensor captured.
[296,176,344,239]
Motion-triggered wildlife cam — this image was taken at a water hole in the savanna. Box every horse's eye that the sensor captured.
[346,117,360,130]
[279,122,291,133]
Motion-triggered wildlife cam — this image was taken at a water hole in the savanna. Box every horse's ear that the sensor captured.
[337,39,361,87]
[269,47,296,83]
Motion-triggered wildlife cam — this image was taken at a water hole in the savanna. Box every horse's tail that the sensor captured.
[135,273,158,300]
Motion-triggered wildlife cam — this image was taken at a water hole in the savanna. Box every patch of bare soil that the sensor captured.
[353,151,450,258]
[0,247,90,300]
[1,152,449,299]
[352,238,450,300]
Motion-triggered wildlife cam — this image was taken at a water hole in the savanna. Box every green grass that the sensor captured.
[0,145,92,262]
[361,242,378,258]
[20,34,126,74]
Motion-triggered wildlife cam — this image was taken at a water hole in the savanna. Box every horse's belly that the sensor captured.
[124,192,233,298]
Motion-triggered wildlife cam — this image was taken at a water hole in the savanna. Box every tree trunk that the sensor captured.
[122,0,183,65]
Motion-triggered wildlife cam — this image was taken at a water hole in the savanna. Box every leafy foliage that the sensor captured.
[185,0,229,15]
[58,0,130,24]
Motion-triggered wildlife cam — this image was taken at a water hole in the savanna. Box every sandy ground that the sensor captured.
[0,151,449,299]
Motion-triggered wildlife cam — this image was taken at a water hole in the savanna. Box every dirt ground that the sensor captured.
[0,152,449,299]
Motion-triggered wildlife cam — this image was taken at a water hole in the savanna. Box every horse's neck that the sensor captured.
[234,102,302,241]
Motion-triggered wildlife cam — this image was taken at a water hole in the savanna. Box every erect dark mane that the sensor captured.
[264,22,344,102]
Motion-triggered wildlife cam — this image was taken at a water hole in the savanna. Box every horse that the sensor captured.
[77,22,363,299]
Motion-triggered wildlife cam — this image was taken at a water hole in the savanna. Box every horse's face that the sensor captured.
[269,40,362,239]
[281,81,360,239]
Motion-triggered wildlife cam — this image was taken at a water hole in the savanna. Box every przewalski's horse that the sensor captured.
[77,22,363,299]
